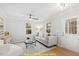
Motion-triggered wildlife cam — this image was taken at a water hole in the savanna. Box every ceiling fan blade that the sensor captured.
[32,17,39,20]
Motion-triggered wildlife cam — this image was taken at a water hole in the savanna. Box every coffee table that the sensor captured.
[24,37,36,47]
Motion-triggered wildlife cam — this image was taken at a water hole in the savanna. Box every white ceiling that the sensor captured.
[0,3,79,21]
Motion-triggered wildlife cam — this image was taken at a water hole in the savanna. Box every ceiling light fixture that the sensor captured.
[57,3,68,9]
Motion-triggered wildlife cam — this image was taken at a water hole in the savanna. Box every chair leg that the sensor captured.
[26,45,27,48]
[35,41,36,46]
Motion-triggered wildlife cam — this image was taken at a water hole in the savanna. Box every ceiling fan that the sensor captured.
[29,13,39,20]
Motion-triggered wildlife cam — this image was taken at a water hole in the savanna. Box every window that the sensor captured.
[65,18,77,34]
[26,23,32,34]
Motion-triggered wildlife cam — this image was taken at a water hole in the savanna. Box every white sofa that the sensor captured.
[36,34,57,47]
[47,36,57,46]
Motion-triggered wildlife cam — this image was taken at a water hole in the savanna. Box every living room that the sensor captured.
[0,3,79,56]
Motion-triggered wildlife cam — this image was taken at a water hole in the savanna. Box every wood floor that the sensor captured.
[43,47,79,56]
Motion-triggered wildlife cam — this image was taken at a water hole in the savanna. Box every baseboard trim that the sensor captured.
[36,40,57,48]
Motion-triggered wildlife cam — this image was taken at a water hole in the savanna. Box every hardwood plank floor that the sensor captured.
[43,47,79,56]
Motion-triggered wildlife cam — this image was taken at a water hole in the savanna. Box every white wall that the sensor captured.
[0,3,54,43]
[0,8,28,42]
[51,6,79,52]
[6,19,26,42]
[0,7,48,43]
[6,18,47,43]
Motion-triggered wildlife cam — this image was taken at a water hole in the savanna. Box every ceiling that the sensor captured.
[0,3,79,21]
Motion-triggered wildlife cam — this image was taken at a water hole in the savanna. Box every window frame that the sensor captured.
[65,18,77,34]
